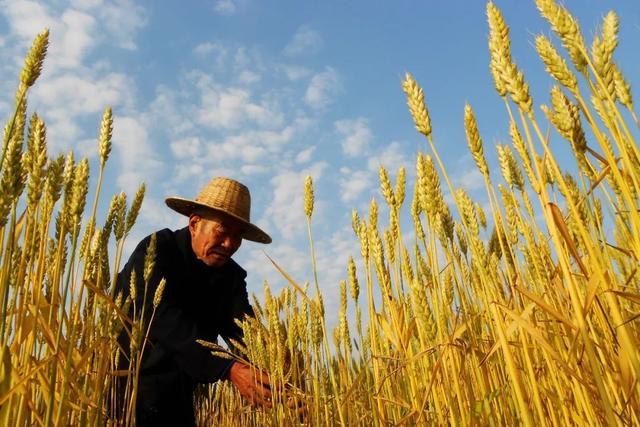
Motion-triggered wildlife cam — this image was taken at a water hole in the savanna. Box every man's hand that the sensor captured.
[227,361,272,407]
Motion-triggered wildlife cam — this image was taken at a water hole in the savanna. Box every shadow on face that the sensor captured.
[188,211,246,267]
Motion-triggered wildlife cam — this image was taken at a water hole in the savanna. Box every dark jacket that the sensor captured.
[114,227,252,426]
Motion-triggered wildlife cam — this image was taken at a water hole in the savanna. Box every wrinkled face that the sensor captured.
[189,213,244,267]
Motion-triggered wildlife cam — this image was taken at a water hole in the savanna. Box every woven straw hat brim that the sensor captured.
[165,197,272,244]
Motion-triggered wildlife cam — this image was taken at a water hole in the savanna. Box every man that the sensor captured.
[114,177,272,426]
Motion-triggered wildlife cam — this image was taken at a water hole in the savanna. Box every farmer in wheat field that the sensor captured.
[113,177,272,426]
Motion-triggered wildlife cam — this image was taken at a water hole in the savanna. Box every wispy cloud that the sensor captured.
[315,224,360,294]
[366,141,411,174]
[191,72,283,130]
[55,9,96,68]
[35,72,134,115]
[199,126,295,164]
[4,0,146,69]
[305,67,340,109]
[2,1,56,43]
[339,167,372,203]
[264,162,327,239]
[170,136,203,159]
[283,25,323,57]
[452,155,485,192]
[241,164,269,175]
[335,117,372,157]
[280,64,311,81]
[0,0,383,331]
[0,0,147,155]
[30,71,135,153]
[241,221,359,302]
[192,42,229,70]
[138,195,185,231]
[148,86,196,136]
[4,2,93,71]
[112,115,163,190]
[295,146,316,164]
[193,42,221,56]
[212,0,245,15]
[241,243,309,293]
[99,0,147,50]
[70,0,103,9]
[238,69,261,84]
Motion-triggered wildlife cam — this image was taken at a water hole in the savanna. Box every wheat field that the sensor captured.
[0,0,639,425]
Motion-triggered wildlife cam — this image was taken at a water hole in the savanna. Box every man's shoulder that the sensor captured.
[132,228,179,256]
[154,227,180,247]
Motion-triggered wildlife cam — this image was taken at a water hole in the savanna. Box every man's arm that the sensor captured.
[218,275,273,406]
[226,360,272,406]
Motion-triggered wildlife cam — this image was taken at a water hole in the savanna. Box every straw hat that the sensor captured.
[165,177,271,244]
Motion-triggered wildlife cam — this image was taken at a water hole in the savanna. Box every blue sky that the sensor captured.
[0,0,638,313]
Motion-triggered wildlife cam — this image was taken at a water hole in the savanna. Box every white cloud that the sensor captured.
[194,42,261,75]
[213,0,238,14]
[193,42,229,69]
[198,126,295,164]
[100,0,147,50]
[241,164,269,175]
[192,73,283,130]
[453,155,485,192]
[198,86,254,128]
[138,196,185,234]
[113,116,148,159]
[281,65,311,81]
[283,25,323,57]
[2,1,56,42]
[34,72,132,114]
[193,42,219,56]
[170,137,202,159]
[305,67,340,110]
[43,115,82,152]
[335,117,372,157]
[295,146,315,164]
[366,141,410,174]
[58,9,95,67]
[339,167,372,203]
[264,162,327,239]
[240,144,268,162]
[165,122,300,188]
[241,223,360,328]
[70,0,103,9]
[173,164,237,186]
[0,0,146,155]
[257,127,295,150]
[241,243,309,293]
[456,168,484,191]
[112,115,162,190]
[149,86,195,136]
[173,163,208,184]
[238,69,261,84]
[233,47,251,69]
[2,0,146,72]
[26,71,134,152]
[2,2,94,72]
[315,225,360,293]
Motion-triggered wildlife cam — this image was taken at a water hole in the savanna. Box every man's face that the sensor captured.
[189,213,244,267]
